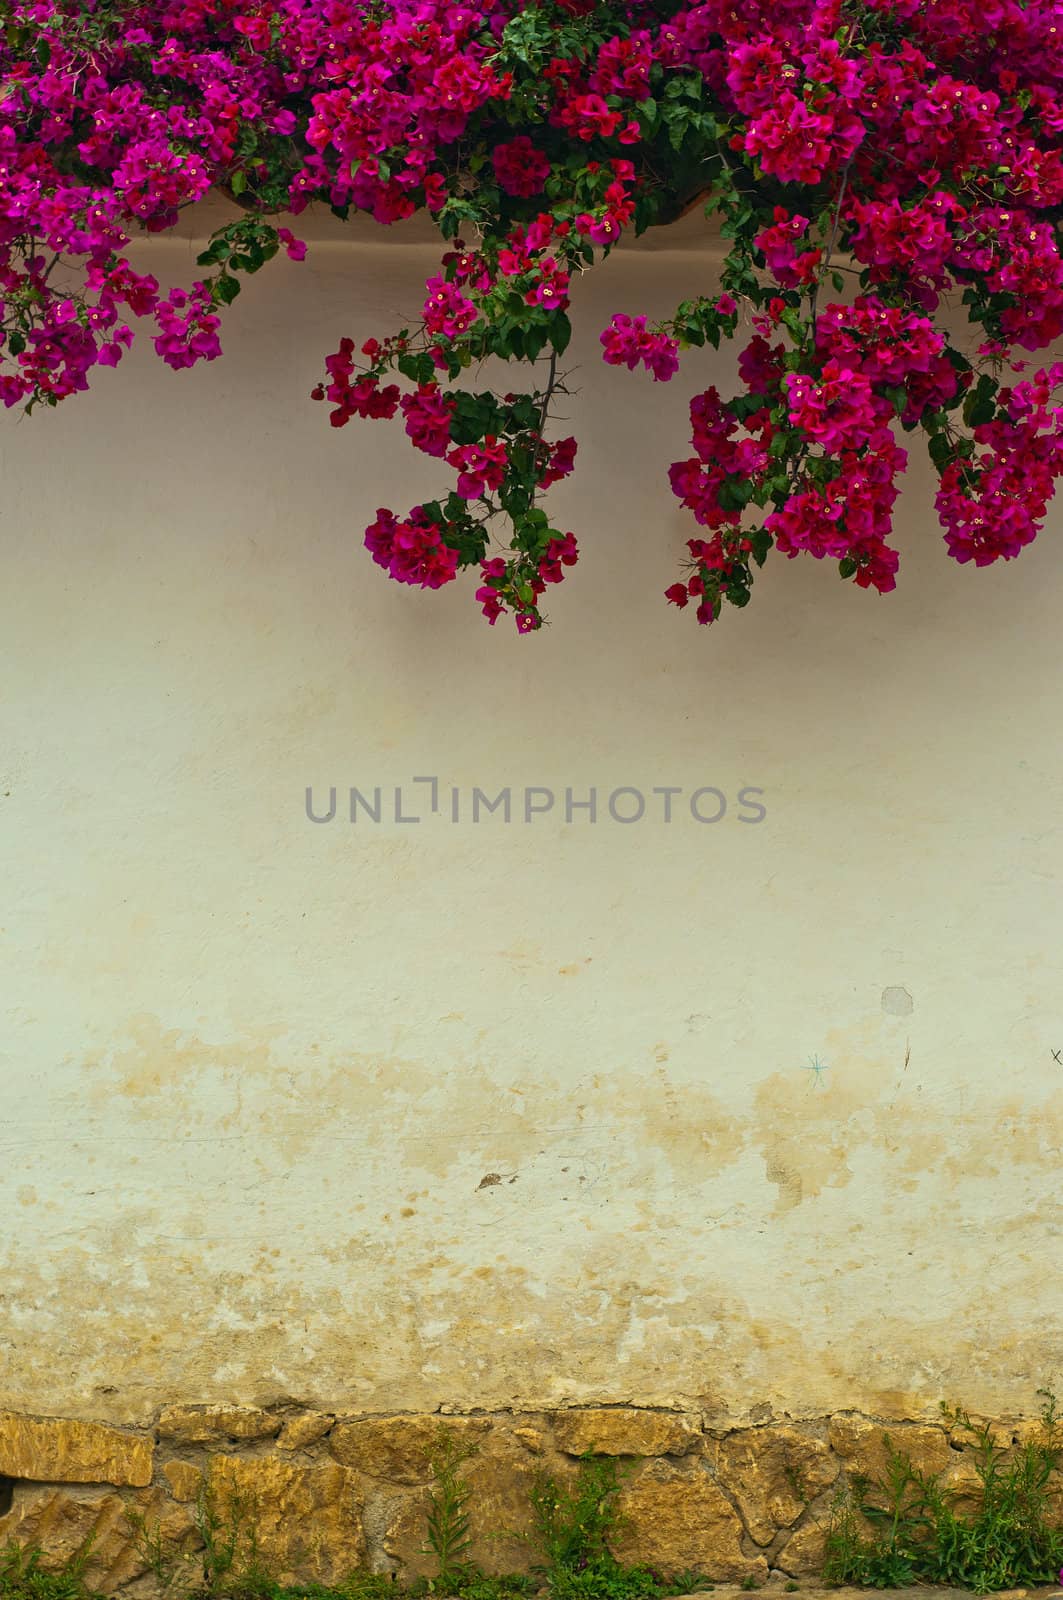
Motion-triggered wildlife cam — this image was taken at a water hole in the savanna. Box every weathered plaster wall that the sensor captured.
[2,202,1062,1430]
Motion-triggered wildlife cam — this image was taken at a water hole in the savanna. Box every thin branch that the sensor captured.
[808,155,855,341]
[529,348,560,512]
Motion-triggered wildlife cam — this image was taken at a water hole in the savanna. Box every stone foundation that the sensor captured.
[0,1405,1035,1594]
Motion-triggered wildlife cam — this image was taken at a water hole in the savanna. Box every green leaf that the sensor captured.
[886,385,908,417]
[549,313,572,356]
[7,330,26,356]
[928,432,954,469]
[960,398,998,428]
[196,238,230,266]
[443,492,470,523]
[963,373,999,428]
[731,391,770,422]
[449,391,501,446]
[717,476,754,512]
[523,325,548,360]
[748,528,772,568]
[230,170,247,197]
[838,556,857,579]
[397,351,434,384]
[230,246,266,273]
[214,274,241,305]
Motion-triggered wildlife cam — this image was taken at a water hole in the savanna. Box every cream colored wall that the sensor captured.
[2,204,1062,1430]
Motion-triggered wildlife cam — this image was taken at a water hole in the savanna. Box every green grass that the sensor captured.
[0,1544,97,1600]
[410,1578,534,1600]
[526,1456,711,1600]
[124,1472,276,1600]
[823,1390,1063,1592]
[225,1583,403,1600]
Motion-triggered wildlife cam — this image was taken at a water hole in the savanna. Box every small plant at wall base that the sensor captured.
[529,1455,630,1580]
[823,1388,1063,1593]
[414,1425,536,1600]
[418,1428,479,1595]
[194,1476,272,1598]
[3,0,1063,634]
[0,1543,97,1600]
[126,1475,285,1600]
[528,1455,708,1600]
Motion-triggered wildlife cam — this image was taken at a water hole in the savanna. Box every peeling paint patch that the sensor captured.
[881,987,915,1017]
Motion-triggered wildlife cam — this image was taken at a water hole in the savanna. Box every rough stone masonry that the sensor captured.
[0,1404,1040,1594]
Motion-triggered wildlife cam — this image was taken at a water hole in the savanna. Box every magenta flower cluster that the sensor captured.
[3,0,1063,632]
[601,314,681,382]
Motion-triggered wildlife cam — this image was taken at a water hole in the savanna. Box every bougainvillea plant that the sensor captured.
[3,0,1063,631]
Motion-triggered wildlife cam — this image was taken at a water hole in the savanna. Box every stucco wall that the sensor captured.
[2,202,1062,1430]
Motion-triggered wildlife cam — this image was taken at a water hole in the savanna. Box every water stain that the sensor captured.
[3,1013,1055,1425]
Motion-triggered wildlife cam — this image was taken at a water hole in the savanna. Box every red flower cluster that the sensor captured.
[312,338,400,428]
[365,507,460,590]
[492,138,552,198]
[601,315,680,383]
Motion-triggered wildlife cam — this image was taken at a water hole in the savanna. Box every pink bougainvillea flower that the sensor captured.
[4,0,1063,633]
